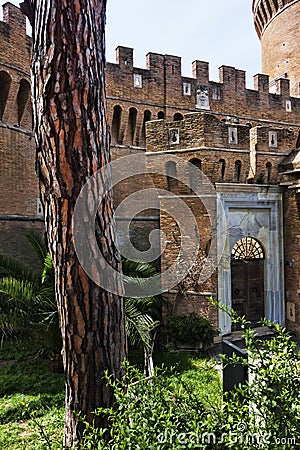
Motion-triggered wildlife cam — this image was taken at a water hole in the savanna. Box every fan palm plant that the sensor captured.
[0,234,161,355]
[0,231,58,348]
[122,258,161,351]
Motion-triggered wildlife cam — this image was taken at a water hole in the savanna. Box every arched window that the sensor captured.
[127,107,137,145]
[111,105,122,144]
[189,158,202,192]
[0,71,12,121]
[17,79,31,125]
[157,111,164,119]
[234,160,242,182]
[219,159,226,181]
[165,161,178,192]
[141,110,151,146]
[173,113,183,121]
[231,237,264,260]
[266,162,272,183]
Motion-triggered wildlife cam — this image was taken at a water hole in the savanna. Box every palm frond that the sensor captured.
[122,258,157,279]
[25,231,48,265]
[41,253,54,285]
[0,277,36,306]
[0,253,38,284]
[125,298,158,349]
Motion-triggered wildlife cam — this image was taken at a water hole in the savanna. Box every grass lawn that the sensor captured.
[0,341,221,449]
[0,339,65,449]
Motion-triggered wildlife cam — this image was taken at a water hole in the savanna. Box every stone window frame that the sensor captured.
[168,128,180,146]
[228,127,238,145]
[183,82,191,96]
[133,73,142,88]
[269,131,278,148]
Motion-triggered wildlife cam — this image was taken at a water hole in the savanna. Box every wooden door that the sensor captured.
[231,259,264,330]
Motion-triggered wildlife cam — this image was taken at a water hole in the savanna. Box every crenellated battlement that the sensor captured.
[0,4,299,338]
[106,46,300,144]
[0,3,31,66]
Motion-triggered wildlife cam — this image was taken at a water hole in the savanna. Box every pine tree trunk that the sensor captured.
[29,0,126,446]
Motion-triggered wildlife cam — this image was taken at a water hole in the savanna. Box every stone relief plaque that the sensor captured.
[169,128,180,145]
[196,84,210,110]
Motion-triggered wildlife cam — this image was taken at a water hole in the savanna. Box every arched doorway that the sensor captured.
[231,237,265,330]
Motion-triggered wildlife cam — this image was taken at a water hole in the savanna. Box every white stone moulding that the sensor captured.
[216,184,284,335]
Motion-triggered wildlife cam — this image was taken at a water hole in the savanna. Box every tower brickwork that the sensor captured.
[253,0,300,97]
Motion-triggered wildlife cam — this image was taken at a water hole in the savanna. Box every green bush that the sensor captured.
[215,321,300,449]
[165,312,216,347]
[81,313,300,449]
[81,361,220,449]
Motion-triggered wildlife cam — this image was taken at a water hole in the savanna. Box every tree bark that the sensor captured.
[29,0,126,446]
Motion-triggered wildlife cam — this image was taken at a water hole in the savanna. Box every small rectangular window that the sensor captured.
[228,127,238,144]
[37,198,43,216]
[211,87,221,101]
[183,82,191,96]
[269,131,278,148]
[133,73,142,88]
[286,100,292,112]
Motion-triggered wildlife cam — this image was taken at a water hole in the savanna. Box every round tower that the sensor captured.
[253,0,300,97]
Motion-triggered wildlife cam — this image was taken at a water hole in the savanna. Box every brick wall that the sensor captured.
[253,0,300,97]
[146,112,298,185]
[0,125,38,215]
[282,191,300,337]
[0,4,39,261]
[0,3,300,337]
[106,45,300,151]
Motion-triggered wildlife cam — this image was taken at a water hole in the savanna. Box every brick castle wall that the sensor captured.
[0,3,40,265]
[106,45,300,148]
[253,0,300,97]
[0,3,300,336]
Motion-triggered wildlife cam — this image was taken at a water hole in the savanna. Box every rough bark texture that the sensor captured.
[29,0,126,446]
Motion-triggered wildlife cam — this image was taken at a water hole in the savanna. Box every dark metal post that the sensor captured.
[222,339,248,394]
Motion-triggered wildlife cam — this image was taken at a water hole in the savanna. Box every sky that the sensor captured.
[0,0,261,87]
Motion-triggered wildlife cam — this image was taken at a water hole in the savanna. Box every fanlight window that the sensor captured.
[231,237,264,260]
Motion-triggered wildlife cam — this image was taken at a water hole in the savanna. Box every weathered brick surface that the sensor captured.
[0,3,299,337]
[282,191,300,336]
[0,220,44,267]
[0,4,40,263]
[106,45,300,147]
[0,125,38,215]
[146,112,300,333]
[253,0,300,97]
